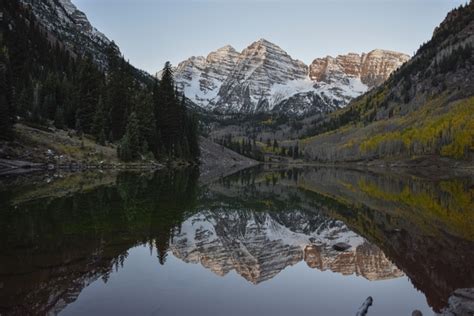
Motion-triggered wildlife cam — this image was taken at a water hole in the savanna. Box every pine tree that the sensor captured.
[76,55,102,133]
[62,79,79,129]
[118,112,141,162]
[31,82,43,123]
[16,85,32,119]
[42,94,56,120]
[288,147,293,157]
[178,93,201,161]
[135,91,157,156]
[0,44,14,140]
[155,62,184,157]
[97,128,107,146]
[273,139,279,150]
[293,143,300,159]
[41,73,59,119]
[107,53,132,141]
[92,96,108,144]
[54,105,65,129]
[185,112,201,162]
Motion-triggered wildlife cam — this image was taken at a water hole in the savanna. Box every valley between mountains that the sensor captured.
[0,0,473,173]
[1,2,474,315]
[163,2,474,170]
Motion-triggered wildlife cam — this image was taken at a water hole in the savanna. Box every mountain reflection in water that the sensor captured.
[0,166,472,315]
[171,210,402,284]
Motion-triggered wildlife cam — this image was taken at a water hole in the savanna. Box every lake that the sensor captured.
[0,166,473,315]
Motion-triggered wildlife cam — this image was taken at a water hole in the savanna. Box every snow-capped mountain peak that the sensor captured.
[163,44,242,105]
[214,39,309,113]
[161,40,409,116]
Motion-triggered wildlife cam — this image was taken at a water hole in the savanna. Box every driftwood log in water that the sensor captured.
[356,296,373,316]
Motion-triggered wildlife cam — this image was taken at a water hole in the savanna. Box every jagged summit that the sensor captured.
[309,49,410,88]
[247,38,285,50]
[302,2,474,162]
[213,38,309,113]
[163,40,409,116]
[256,38,274,44]
[369,48,406,54]
[213,44,238,53]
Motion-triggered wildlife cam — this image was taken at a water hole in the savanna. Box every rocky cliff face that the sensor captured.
[20,0,110,68]
[215,39,308,113]
[19,0,152,81]
[302,2,474,163]
[170,210,402,284]
[304,242,403,281]
[173,45,241,105]
[163,40,409,116]
[309,49,410,88]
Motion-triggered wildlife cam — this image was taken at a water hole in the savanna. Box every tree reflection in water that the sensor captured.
[0,166,472,315]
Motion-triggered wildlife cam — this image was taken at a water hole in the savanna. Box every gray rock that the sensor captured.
[332,242,351,251]
[437,288,474,316]
[412,310,423,316]
[167,40,408,117]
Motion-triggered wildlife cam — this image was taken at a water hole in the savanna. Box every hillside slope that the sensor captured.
[19,0,151,82]
[0,126,257,175]
[199,137,259,183]
[302,2,474,164]
[1,0,200,166]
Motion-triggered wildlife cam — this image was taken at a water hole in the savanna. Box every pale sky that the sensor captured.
[73,0,467,74]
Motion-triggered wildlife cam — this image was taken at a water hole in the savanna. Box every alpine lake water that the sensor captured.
[0,165,473,316]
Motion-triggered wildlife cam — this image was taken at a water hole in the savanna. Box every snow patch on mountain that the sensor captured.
[169,209,400,283]
[160,40,409,116]
[269,79,316,105]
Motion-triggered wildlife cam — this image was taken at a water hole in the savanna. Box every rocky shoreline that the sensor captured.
[0,135,258,178]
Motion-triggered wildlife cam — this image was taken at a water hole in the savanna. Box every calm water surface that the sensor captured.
[0,166,473,315]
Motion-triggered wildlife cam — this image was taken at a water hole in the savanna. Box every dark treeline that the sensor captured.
[1,0,199,162]
[266,138,302,159]
[279,144,301,160]
[214,134,301,161]
[214,134,265,161]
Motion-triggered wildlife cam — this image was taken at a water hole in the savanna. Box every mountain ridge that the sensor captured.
[170,210,402,284]
[158,39,409,116]
[19,0,153,84]
[301,2,474,163]
[309,49,410,87]
[19,0,111,68]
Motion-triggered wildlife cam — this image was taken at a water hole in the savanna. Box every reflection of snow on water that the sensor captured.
[169,209,402,283]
